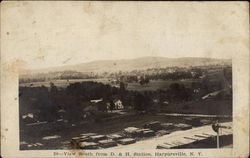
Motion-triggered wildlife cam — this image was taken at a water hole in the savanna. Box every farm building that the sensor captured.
[22,113,34,119]
[90,98,107,111]
[90,98,103,103]
[114,99,124,109]
[22,113,40,124]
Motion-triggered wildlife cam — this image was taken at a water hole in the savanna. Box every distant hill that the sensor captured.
[21,56,231,74]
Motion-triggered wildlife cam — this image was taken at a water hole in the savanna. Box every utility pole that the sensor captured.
[212,120,220,148]
[212,121,232,148]
[217,127,220,148]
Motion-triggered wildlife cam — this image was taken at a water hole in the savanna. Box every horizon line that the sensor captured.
[24,56,232,71]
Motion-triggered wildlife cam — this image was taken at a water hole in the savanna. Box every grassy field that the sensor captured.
[160,99,232,115]
[19,78,200,91]
[127,79,199,91]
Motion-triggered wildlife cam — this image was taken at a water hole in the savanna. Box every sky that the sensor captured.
[1,1,248,69]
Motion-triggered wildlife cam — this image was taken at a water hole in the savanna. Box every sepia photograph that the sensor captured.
[1,1,249,158]
[19,57,233,150]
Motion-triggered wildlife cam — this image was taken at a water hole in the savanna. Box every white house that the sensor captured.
[114,99,124,110]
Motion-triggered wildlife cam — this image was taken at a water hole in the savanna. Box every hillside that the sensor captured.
[21,56,231,74]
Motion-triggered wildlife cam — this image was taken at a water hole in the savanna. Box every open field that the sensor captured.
[160,99,232,115]
[126,79,199,91]
[19,78,200,91]
[19,78,111,88]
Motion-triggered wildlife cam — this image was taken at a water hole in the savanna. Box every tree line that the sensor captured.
[19,81,196,123]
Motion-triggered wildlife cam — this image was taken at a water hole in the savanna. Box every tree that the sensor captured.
[168,83,191,102]
[110,101,115,112]
[50,82,58,94]
[119,82,126,92]
[134,92,145,112]
[133,92,152,113]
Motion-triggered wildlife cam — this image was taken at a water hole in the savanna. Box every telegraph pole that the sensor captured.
[212,120,220,148]
[217,127,220,148]
[212,120,232,148]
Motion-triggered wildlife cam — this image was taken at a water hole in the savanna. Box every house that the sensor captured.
[22,113,34,119]
[22,113,40,124]
[90,98,103,103]
[90,98,107,112]
[114,99,124,110]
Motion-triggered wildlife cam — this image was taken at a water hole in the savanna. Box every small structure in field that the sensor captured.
[156,130,171,136]
[117,138,136,145]
[134,128,155,137]
[80,133,97,137]
[160,123,175,130]
[78,142,99,149]
[174,123,192,130]
[114,99,124,109]
[98,139,117,148]
[107,134,124,140]
[142,129,155,137]
[71,135,93,148]
[144,121,163,131]
[200,119,211,125]
[184,117,202,126]
[89,98,107,112]
[90,135,107,142]
[90,98,103,103]
[124,127,140,136]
